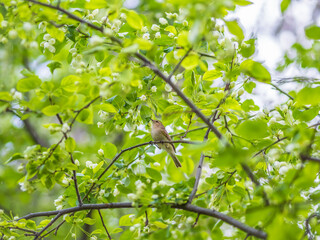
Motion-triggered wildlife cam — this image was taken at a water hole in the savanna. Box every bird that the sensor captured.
[150,119,182,168]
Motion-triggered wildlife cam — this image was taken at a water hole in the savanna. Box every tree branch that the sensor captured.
[134,52,225,141]
[98,210,112,240]
[18,202,267,239]
[168,48,192,79]
[300,155,320,163]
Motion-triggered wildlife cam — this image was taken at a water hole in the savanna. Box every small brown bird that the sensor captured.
[150,119,182,168]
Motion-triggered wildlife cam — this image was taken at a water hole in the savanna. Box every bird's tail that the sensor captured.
[169,152,182,168]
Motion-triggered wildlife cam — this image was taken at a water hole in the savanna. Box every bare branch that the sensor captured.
[18,202,267,239]
[145,211,149,227]
[252,137,287,158]
[300,155,320,163]
[171,126,207,138]
[192,213,200,228]
[98,210,112,240]
[305,213,320,240]
[180,114,193,139]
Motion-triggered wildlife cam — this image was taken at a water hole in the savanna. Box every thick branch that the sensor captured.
[134,52,225,141]
[18,202,267,239]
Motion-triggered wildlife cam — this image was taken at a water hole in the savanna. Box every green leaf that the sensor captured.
[162,105,183,125]
[235,119,269,139]
[47,25,64,42]
[83,218,96,225]
[6,153,24,163]
[293,107,319,121]
[85,0,108,9]
[203,70,222,81]
[65,137,76,152]
[93,161,104,174]
[153,221,168,228]
[305,25,320,40]
[181,55,199,70]
[119,214,134,226]
[140,105,152,123]
[240,60,271,83]
[61,75,81,92]
[0,92,13,101]
[126,10,143,30]
[102,142,117,159]
[234,0,253,6]
[215,147,249,168]
[97,103,117,113]
[42,105,60,116]
[146,167,162,181]
[77,107,93,124]
[241,99,259,112]
[111,228,123,233]
[17,76,41,92]
[240,39,256,58]
[280,0,291,13]
[296,87,320,107]
[243,81,256,93]
[225,20,244,40]
[181,157,194,175]
[47,61,62,74]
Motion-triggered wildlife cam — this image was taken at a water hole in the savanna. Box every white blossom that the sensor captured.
[97,122,104,128]
[127,193,137,201]
[86,161,93,168]
[47,45,56,53]
[176,73,183,80]
[153,162,160,167]
[19,182,27,191]
[23,22,32,32]
[8,29,18,39]
[113,188,120,196]
[279,165,290,175]
[182,20,188,26]
[92,9,99,16]
[152,194,159,199]
[118,32,128,37]
[141,26,148,32]
[1,20,8,28]
[90,236,97,240]
[61,123,70,133]
[159,17,168,25]
[140,95,147,101]
[13,91,22,100]
[0,209,4,215]
[43,33,51,41]
[29,41,38,49]
[151,24,160,31]
[142,33,150,40]
[62,177,71,185]
[48,38,56,45]
[165,84,172,92]
[89,35,104,46]
[75,159,80,166]
[151,86,157,92]
[98,149,104,156]
[120,13,126,19]
[155,32,161,39]
[168,32,175,38]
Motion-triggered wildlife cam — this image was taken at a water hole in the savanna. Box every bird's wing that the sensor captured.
[161,128,176,152]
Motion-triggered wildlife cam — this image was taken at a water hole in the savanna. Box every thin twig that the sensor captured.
[241,163,270,206]
[18,202,267,239]
[98,210,112,240]
[168,48,192,79]
[181,114,193,139]
[33,213,62,240]
[145,211,149,227]
[305,213,320,240]
[192,213,200,228]
[252,137,287,158]
[270,83,294,100]
[171,126,207,138]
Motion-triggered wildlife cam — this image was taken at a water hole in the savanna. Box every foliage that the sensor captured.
[0,0,319,239]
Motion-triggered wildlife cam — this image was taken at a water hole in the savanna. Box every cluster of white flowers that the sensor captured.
[1,20,8,28]
[165,12,178,19]
[159,17,168,25]
[61,123,70,133]
[89,35,105,46]
[97,122,104,128]
[62,176,72,185]
[54,195,64,210]
[74,159,80,166]
[111,19,122,32]
[8,29,18,39]
[151,86,157,92]
[135,180,146,196]
[86,161,98,169]
[10,88,22,100]
[155,32,161,39]
[142,33,150,40]
[140,95,147,101]
[98,110,107,120]
[87,9,99,20]
[40,33,56,53]
[151,24,160,31]
[113,186,120,196]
